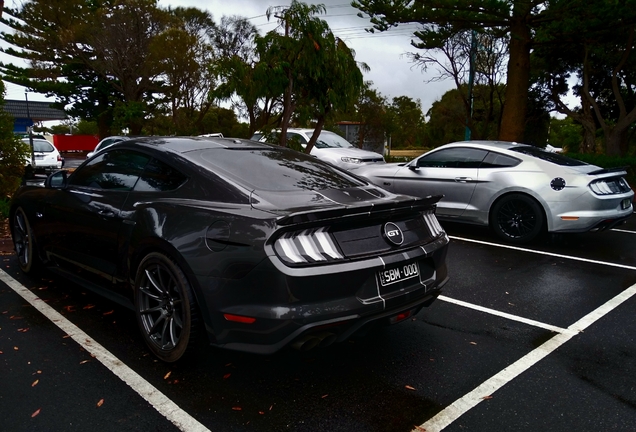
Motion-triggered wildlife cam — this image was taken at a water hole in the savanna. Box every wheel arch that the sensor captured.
[128,237,215,343]
[487,189,553,232]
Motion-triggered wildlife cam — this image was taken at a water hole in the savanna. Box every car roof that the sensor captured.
[119,136,273,154]
[439,140,530,151]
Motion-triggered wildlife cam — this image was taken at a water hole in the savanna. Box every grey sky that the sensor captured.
[3,0,456,116]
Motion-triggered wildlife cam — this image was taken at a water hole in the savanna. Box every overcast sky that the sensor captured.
[3,0,456,116]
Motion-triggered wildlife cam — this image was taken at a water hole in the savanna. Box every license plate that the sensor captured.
[378,262,419,287]
[35,154,44,160]
[621,198,631,210]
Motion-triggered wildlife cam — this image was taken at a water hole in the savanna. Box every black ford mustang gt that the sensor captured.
[11,136,449,362]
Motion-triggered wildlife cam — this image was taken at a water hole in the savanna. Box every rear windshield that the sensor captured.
[510,146,587,166]
[24,139,55,152]
[198,147,365,192]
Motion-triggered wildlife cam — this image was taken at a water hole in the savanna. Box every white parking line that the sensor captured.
[449,236,636,272]
[611,228,636,234]
[415,282,636,432]
[438,295,575,335]
[0,269,211,432]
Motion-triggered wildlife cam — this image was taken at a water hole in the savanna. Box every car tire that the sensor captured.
[490,194,544,244]
[134,252,200,363]
[11,207,42,274]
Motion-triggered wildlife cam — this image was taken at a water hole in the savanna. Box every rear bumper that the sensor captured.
[197,235,449,354]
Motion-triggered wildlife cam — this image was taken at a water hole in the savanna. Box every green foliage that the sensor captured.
[0,197,10,218]
[548,117,584,153]
[386,96,426,149]
[0,80,28,198]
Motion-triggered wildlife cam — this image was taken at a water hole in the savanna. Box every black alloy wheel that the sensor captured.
[490,194,544,244]
[11,207,41,274]
[134,252,200,362]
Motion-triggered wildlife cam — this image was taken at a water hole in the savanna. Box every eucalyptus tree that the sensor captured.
[352,0,559,143]
[533,0,636,156]
[262,1,366,151]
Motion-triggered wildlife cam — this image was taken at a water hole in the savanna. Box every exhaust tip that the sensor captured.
[291,335,321,351]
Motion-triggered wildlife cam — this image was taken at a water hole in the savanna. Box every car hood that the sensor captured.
[311,147,384,160]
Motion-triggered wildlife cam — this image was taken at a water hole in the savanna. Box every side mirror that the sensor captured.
[408,163,420,171]
[45,170,68,189]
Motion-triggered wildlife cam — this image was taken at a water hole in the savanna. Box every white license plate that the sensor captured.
[35,154,44,160]
[378,262,419,287]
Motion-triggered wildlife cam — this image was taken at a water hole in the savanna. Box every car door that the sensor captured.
[43,149,150,279]
[392,147,488,217]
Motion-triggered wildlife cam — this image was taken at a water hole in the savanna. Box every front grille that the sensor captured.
[273,210,445,266]
[589,177,631,195]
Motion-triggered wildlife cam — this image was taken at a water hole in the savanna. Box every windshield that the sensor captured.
[314,131,355,149]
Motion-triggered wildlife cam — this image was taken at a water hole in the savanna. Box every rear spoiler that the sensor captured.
[587,166,628,176]
[276,194,443,226]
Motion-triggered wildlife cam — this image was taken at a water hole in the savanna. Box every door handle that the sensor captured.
[98,209,115,217]
[454,177,472,183]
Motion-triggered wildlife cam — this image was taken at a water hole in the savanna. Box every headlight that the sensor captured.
[341,157,362,164]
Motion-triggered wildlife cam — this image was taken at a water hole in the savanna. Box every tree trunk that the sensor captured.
[498,16,531,143]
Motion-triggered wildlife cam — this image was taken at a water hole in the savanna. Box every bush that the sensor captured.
[0,197,9,219]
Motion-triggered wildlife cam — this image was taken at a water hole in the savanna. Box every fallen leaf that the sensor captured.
[31,408,41,418]
[225,363,232,367]
[223,373,231,379]
[18,328,30,332]
[258,411,265,415]
[232,406,242,411]
[482,395,493,400]
[321,394,328,398]
[269,405,274,411]
[164,371,172,380]
[0,351,3,354]
[97,399,104,407]
[83,305,95,310]
[32,380,39,387]
[103,310,114,316]
[414,425,427,431]
[470,342,477,345]
[405,385,416,391]
[80,360,89,365]
[63,306,75,312]
[14,346,18,351]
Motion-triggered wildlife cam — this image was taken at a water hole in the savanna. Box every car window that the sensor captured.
[287,132,307,144]
[24,139,54,153]
[509,146,587,166]
[69,149,150,191]
[134,158,187,192]
[480,151,521,168]
[250,133,263,141]
[417,148,488,168]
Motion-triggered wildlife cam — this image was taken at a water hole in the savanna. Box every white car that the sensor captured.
[22,138,63,172]
[87,136,131,159]
[251,128,385,169]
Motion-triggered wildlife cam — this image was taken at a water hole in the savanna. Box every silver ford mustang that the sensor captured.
[353,141,634,243]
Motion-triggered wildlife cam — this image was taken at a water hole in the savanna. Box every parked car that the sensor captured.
[86,135,131,159]
[10,136,449,362]
[21,137,63,172]
[251,128,385,169]
[352,140,634,243]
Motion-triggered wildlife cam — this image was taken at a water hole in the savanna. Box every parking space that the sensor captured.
[1,214,635,431]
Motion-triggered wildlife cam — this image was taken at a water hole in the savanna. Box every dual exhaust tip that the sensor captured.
[291,332,337,351]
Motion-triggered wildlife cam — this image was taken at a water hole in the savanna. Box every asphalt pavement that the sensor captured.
[1,207,635,431]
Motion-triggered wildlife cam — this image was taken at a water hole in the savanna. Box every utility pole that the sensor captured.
[25,91,35,169]
[464,30,477,141]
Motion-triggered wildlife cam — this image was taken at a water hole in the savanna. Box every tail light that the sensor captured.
[274,227,343,265]
[423,210,444,237]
